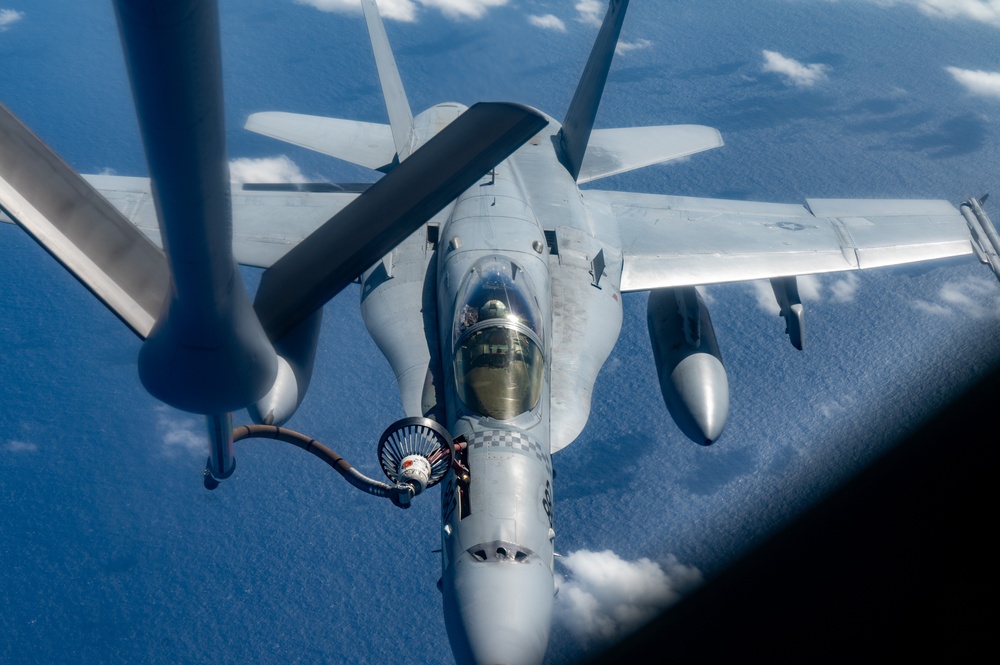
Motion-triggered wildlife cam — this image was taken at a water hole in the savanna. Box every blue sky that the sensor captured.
[1,1,999,663]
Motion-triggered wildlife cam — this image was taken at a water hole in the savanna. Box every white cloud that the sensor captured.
[829,273,861,303]
[528,14,566,32]
[751,280,782,315]
[294,0,507,21]
[761,50,830,87]
[817,395,857,419]
[229,155,308,184]
[615,38,652,56]
[797,274,823,301]
[156,406,208,457]
[575,0,604,26]
[295,0,416,21]
[554,550,701,645]
[938,277,1000,317]
[819,401,841,418]
[0,8,24,31]
[877,0,1000,28]
[912,276,1000,318]
[912,299,952,315]
[946,66,1000,99]
[4,440,38,453]
[420,0,507,20]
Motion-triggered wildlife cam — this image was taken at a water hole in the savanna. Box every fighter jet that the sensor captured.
[2,1,999,664]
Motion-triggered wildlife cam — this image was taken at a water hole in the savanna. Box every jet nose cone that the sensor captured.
[444,555,553,665]
[672,352,729,444]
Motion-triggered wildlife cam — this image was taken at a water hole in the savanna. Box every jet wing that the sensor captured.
[3,175,360,270]
[585,190,975,291]
[76,175,362,269]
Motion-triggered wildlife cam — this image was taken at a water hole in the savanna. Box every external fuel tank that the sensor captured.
[647,286,729,444]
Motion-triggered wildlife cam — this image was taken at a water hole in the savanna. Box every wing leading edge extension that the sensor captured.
[588,190,980,291]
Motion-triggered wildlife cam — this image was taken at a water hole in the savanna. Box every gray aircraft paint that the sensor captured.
[5,1,1000,664]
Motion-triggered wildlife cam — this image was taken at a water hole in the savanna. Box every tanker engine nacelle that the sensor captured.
[247,311,324,427]
[647,286,729,445]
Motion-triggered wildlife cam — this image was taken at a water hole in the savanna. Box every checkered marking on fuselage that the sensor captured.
[469,430,551,473]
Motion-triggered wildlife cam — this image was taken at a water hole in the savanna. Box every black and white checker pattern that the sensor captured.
[469,429,551,473]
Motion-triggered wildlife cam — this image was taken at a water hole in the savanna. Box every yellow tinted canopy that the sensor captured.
[453,258,544,420]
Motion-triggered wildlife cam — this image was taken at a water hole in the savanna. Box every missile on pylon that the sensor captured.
[961,195,1000,284]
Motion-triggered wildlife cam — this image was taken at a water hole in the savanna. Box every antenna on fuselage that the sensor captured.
[361,0,415,161]
[556,0,630,181]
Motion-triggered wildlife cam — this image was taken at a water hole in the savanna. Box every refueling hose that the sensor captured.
[203,424,416,508]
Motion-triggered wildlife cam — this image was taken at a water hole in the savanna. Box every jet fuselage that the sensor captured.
[360,103,624,664]
[437,154,556,665]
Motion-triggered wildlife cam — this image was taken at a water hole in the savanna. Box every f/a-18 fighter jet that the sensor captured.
[2,1,998,663]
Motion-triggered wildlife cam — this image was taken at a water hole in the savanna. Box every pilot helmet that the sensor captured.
[482,299,508,320]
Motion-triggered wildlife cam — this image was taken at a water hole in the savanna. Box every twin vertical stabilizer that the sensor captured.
[557,0,630,181]
[361,0,415,161]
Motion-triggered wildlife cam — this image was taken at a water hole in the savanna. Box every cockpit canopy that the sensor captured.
[453,257,544,420]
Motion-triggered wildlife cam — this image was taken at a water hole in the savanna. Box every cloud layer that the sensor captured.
[946,66,1000,99]
[554,550,702,645]
[616,38,652,56]
[575,0,604,27]
[912,276,1000,318]
[528,14,566,32]
[879,0,1000,28]
[0,8,24,31]
[229,155,308,184]
[4,440,38,453]
[295,0,508,22]
[156,406,208,457]
[762,50,830,87]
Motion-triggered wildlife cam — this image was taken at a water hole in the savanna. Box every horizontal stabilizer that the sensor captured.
[577,125,723,184]
[0,103,168,338]
[245,112,396,172]
[254,102,547,342]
